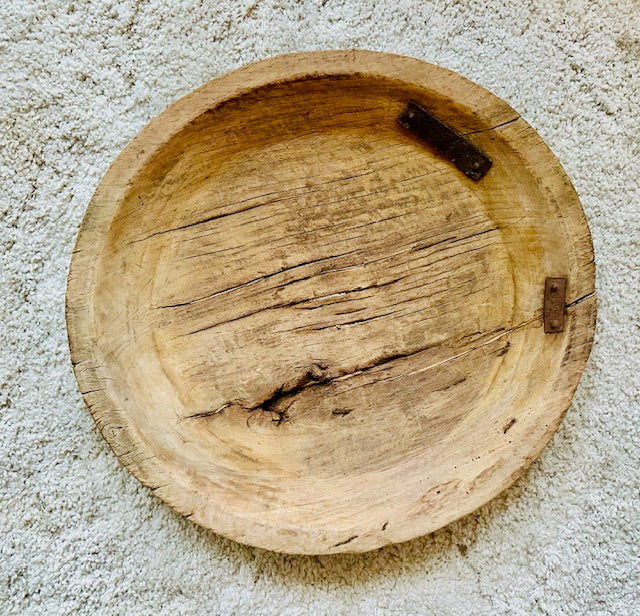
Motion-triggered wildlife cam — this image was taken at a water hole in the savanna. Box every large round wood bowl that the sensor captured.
[66,50,596,554]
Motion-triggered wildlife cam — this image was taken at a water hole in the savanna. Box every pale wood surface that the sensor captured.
[66,50,596,554]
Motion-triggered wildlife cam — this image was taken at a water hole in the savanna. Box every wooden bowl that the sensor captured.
[67,50,596,554]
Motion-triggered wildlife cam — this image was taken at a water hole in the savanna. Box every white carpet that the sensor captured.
[1,1,638,614]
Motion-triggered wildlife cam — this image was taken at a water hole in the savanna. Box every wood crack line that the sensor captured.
[158,226,497,314]
[157,249,360,310]
[375,315,541,386]
[184,316,541,421]
[461,115,520,136]
[127,151,423,246]
[183,278,402,332]
[333,535,358,547]
[565,291,595,309]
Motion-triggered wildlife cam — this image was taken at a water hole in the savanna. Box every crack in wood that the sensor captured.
[305,309,398,331]
[411,236,457,252]
[372,316,541,387]
[185,336,465,420]
[333,535,358,547]
[184,315,543,423]
[182,277,406,333]
[185,403,234,420]
[503,418,517,434]
[461,116,521,136]
[185,341,442,420]
[295,277,404,309]
[169,226,499,335]
[331,408,352,416]
[565,291,595,309]
[129,150,428,247]
[158,249,360,310]
[434,376,467,392]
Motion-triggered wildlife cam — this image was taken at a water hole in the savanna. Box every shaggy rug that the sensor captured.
[1,1,638,614]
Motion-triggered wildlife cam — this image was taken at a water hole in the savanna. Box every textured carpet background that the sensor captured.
[1,1,638,614]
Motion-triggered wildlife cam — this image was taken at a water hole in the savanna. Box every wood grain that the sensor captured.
[66,50,596,554]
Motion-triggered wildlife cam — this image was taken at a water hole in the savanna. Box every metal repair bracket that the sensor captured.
[544,277,567,333]
[397,101,492,181]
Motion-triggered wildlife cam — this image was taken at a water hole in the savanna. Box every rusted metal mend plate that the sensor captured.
[397,101,492,180]
[544,277,567,333]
